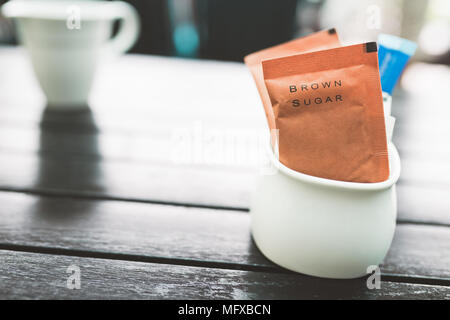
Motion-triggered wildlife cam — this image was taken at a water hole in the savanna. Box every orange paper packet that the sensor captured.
[262,42,389,182]
[244,29,341,132]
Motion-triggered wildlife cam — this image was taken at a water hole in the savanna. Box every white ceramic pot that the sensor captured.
[2,0,140,108]
[251,143,401,279]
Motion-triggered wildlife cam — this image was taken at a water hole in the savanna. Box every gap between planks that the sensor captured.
[1,242,449,288]
[0,186,448,228]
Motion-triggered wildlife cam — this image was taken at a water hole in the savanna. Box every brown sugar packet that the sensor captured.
[262,42,389,183]
[244,29,341,132]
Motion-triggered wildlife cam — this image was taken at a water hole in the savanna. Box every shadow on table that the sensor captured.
[31,105,104,222]
[245,235,371,299]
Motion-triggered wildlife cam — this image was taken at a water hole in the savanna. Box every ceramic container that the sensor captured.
[251,143,401,279]
[2,0,140,107]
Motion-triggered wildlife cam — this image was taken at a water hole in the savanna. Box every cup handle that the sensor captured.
[106,1,140,55]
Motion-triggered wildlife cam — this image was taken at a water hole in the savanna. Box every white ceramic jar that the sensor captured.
[2,0,140,107]
[251,143,401,279]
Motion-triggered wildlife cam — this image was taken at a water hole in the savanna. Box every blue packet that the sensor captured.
[378,34,417,94]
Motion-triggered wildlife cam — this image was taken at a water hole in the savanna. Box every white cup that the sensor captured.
[251,143,401,279]
[1,0,140,108]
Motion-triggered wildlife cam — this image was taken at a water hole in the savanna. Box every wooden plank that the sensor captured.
[0,152,255,209]
[382,224,450,279]
[1,124,450,188]
[397,185,450,226]
[0,249,448,299]
[0,121,263,168]
[0,192,449,279]
[0,148,449,225]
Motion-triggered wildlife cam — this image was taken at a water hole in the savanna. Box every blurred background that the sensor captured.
[0,0,449,64]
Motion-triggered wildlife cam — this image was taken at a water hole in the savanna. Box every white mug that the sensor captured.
[1,0,140,108]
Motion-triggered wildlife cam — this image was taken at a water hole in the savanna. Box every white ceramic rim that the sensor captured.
[267,142,401,191]
[1,0,125,21]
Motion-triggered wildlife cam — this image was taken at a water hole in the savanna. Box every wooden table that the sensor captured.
[0,46,449,299]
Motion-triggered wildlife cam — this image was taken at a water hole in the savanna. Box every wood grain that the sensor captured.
[1,249,448,300]
[0,192,449,279]
[0,145,449,224]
